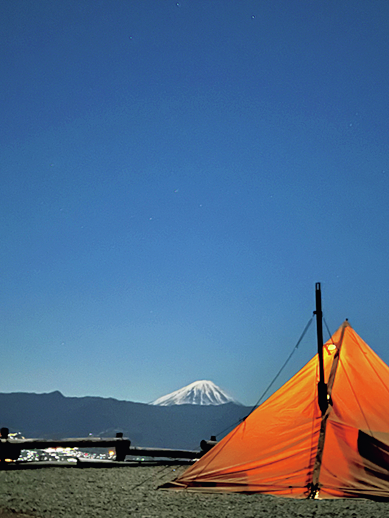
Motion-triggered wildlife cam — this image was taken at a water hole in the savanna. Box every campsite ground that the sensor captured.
[0,465,388,517]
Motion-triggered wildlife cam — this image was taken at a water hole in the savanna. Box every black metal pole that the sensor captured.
[315,282,328,414]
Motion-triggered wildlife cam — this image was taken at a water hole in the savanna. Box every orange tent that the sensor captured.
[162,322,389,499]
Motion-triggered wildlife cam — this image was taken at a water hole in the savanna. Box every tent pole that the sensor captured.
[315,283,328,415]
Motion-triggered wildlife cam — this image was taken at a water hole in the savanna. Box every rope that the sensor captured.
[245,316,314,416]
[215,316,314,438]
[323,317,333,343]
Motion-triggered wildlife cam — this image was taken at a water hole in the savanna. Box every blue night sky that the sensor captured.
[1,1,389,406]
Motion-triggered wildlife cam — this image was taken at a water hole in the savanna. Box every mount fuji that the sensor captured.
[151,380,238,406]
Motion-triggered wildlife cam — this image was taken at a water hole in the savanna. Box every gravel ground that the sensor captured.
[1,465,389,517]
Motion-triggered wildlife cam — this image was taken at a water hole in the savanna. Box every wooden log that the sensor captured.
[200,440,218,453]
[127,447,200,459]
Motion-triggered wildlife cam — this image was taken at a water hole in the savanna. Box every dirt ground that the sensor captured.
[1,465,388,517]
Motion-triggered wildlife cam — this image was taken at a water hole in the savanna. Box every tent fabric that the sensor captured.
[161,322,389,499]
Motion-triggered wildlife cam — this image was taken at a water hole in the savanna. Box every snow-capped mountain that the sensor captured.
[151,380,237,406]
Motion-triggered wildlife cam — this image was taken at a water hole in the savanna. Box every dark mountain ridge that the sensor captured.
[0,391,251,450]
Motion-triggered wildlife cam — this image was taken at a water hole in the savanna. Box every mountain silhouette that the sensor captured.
[0,391,250,450]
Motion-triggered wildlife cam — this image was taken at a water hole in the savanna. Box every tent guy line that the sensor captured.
[250,314,315,413]
[215,315,315,441]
